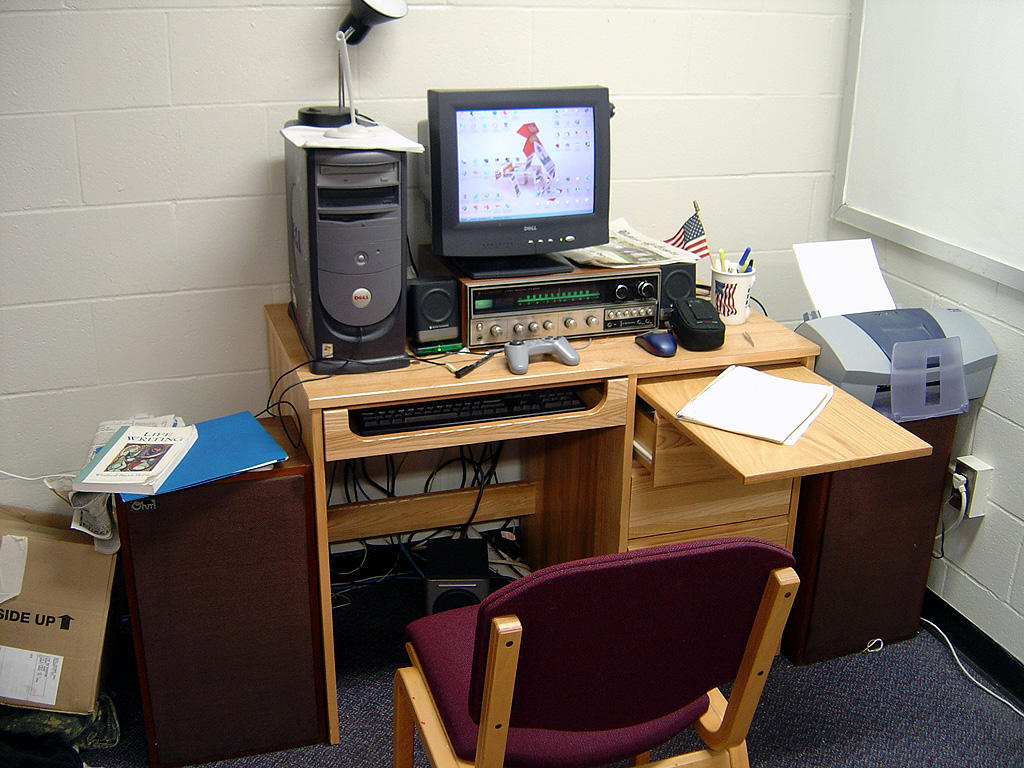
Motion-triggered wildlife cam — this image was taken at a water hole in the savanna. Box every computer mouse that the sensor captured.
[635,331,677,357]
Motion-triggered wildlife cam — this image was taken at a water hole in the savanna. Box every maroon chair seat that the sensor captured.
[395,537,799,768]
[406,601,710,767]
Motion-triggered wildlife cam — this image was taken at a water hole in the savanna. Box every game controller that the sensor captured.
[504,336,581,374]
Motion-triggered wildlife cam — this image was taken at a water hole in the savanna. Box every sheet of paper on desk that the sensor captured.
[793,239,895,317]
[281,123,423,153]
[676,365,833,445]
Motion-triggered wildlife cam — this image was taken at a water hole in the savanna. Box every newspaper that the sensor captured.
[562,218,698,269]
[70,491,114,539]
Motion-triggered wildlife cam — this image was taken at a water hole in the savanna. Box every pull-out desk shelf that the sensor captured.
[632,364,932,551]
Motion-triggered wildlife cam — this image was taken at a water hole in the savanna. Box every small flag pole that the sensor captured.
[693,200,708,252]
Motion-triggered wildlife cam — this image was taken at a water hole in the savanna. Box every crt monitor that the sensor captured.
[422,86,611,277]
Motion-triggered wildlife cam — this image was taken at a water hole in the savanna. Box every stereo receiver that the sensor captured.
[462,267,661,348]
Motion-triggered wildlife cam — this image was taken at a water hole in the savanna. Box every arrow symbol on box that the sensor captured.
[59,614,73,630]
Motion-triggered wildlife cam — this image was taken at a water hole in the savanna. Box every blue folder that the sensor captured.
[119,411,287,501]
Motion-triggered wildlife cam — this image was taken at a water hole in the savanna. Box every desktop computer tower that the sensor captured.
[285,141,409,374]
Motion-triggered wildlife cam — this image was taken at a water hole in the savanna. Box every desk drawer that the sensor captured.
[633,404,731,487]
[628,462,793,542]
[626,515,790,551]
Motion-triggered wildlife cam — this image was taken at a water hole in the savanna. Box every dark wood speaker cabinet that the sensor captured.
[115,419,327,767]
[784,414,958,664]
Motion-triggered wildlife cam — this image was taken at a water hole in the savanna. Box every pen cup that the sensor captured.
[711,266,756,325]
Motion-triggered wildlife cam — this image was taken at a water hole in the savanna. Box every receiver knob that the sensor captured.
[513,323,525,335]
[542,320,554,331]
[490,325,504,338]
[637,280,656,299]
[528,321,540,332]
[614,284,629,300]
[586,315,599,327]
[564,317,578,329]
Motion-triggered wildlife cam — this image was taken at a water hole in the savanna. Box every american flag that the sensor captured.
[666,211,710,259]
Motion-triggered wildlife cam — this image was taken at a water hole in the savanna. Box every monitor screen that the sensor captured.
[422,87,611,274]
[454,105,596,223]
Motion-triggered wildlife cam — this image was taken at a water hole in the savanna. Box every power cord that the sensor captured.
[0,469,75,482]
[946,471,969,535]
[0,468,78,506]
[920,617,1024,719]
[933,469,969,558]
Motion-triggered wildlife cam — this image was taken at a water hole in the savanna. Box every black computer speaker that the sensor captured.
[659,261,697,319]
[115,426,326,767]
[424,538,492,614]
[408,276,460,344]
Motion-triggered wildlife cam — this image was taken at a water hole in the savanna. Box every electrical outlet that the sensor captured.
[954,455,993,518]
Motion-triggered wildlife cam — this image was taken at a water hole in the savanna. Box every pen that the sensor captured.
[742,331,755,347]
[738,247,751,269]
[744,258,754,273]
[454,350,498,378]
[718,248,726,272]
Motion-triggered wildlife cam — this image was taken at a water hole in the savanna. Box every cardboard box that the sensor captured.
[0,505,116,714]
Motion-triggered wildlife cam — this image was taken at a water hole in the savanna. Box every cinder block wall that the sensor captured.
[2,1,1021,662]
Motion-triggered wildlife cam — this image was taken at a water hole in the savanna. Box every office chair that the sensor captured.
[393,537,799,768]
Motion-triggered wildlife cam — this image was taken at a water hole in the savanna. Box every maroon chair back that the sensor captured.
[468,537,794,731]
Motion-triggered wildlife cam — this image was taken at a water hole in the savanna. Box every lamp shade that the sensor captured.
[340,0,408,45]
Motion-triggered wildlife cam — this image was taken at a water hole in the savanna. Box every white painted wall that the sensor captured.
[2,1,1020,663]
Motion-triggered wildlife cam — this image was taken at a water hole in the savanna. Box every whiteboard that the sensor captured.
[833,0,1024,293]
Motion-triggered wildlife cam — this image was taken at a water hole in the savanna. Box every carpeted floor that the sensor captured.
[81,578,1023,768]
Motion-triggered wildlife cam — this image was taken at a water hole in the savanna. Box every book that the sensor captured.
[72,424,199,494]
[675,365,833,445]
[83,414,185,462]
[119,411,288,501]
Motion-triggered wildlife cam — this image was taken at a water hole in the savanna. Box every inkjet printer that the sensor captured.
[795,308,997,417]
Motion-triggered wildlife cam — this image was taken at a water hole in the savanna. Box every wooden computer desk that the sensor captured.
[264,303,930,743]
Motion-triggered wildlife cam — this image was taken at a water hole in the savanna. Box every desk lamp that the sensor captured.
[318,0,408,139]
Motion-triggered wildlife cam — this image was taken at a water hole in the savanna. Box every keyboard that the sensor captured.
[350,386,588,436]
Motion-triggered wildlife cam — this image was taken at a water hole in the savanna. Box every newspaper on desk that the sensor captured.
[562,218,698,269]
[61,414,186,553]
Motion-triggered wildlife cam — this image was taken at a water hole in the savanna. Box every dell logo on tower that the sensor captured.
[352,288,372,308]
[523,225,537,231]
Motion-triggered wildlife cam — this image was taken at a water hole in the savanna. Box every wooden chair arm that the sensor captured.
[401,616,523,768]
[475,616,523,768]
[695,566,799,750]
